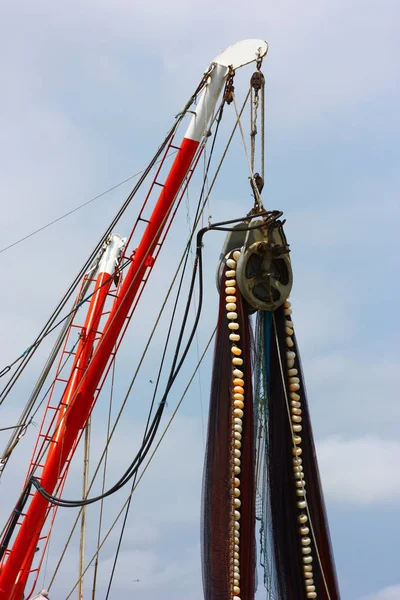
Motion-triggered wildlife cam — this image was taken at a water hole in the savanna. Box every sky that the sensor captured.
[0,1,399,599]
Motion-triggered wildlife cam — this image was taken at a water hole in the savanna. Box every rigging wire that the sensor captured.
[186,186,206,448]
[78,417,91,599]
[0,154,176,256]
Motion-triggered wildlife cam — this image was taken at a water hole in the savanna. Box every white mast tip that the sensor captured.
[212,39,268,69]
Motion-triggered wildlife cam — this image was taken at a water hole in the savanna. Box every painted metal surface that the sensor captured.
[213,38,268,68]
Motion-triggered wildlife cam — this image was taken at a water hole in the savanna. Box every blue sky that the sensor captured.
[0,1,399,599]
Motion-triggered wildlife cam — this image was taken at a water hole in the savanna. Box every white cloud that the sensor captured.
[360,585,400,600]
[318,436,400,505]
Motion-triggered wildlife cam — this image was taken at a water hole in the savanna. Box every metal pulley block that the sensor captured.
[236,219,292,311]
[250,70,265,91]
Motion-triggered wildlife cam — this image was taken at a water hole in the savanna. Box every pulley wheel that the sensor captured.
[236,240,293,311]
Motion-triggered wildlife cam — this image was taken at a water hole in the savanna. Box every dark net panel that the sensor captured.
[267,306,341,599]
[201,272,255,600]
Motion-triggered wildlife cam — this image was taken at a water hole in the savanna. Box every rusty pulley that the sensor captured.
[236,218,293,311]
[250,70,265,92]
[224,67,235,105]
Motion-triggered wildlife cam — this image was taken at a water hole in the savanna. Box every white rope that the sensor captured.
[232,95,263,210]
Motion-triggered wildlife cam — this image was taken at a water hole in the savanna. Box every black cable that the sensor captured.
[30,212,271,508]
[0,482,32,562]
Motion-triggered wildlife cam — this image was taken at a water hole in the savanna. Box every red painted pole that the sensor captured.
[0,137,200,600]
[0,58,229,597]
[0,269,114,600]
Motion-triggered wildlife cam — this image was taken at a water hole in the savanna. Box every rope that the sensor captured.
[78,417,91,599]
[261,77,265,182]
[250,87,255,171]
[232,95,263,210]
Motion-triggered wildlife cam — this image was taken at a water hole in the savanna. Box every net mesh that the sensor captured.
[201,267,255,600]
[253,306,341,600]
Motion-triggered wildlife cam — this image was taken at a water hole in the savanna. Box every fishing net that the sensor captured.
[201,269,256,600]
[254,306,341,600]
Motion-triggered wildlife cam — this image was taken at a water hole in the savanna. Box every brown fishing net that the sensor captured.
[201,272,255,600]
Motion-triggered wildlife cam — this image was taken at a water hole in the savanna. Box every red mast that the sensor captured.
[0,40,268,598]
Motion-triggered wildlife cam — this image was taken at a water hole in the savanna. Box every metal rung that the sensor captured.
[154,181,165,187]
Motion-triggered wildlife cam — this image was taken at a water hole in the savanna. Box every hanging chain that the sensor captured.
[223,66,236,105]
